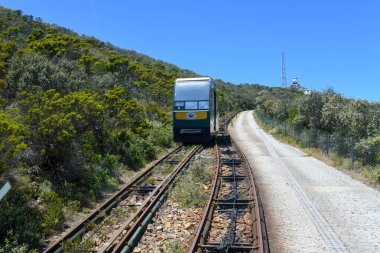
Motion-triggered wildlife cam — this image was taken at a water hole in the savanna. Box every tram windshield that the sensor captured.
[174,81,210,101]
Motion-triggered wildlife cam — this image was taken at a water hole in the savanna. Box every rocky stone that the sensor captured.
[93,238,101,246]
[244,228,252,235]
[133,247,142,252]
[237,224,244,231]
[147,224,154,232]
[184,222,192,229]
[183,230,191,237]
[209,230,218,239]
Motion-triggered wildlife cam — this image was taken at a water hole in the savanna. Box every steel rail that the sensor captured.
[43,145,183,253]
[237,148,270,253]
[188,144,220,253]
[189,132,269,253]
[110,145,203,253]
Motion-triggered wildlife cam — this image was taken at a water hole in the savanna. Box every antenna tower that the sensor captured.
[281,52,287,86]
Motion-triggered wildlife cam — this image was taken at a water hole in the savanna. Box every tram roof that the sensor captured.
[175,77,212,83]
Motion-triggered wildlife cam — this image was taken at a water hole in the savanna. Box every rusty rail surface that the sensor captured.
[189,132,270,252]
[43,145,184,253]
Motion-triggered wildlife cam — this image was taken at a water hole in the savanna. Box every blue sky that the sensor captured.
[1,0,379,102]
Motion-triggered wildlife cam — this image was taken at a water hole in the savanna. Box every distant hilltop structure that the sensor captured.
[281,52,287,86]
[289,77,311,95]
[291,77,301,89]
[279,53,311,94]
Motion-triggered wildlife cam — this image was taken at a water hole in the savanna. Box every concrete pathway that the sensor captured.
[228,111,380,253]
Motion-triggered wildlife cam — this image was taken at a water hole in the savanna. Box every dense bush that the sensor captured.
[0,6,181,250]
[0,185,44,249]
[0,230,28,253]
[255,85,380,168]
[0,111,27,174]
[6,53,87,97]
[356,135,380,165]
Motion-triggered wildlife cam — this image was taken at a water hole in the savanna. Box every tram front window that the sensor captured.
[185,101,198,109]
[198,101,209,109]
[174,81,210,101]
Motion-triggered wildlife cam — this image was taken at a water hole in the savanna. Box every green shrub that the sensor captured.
[0,230,28,253]
[332,157,344,167]
[41,192,65,235]
[163,242,184,253]
[148,125,173,148]
[63,200,81,218]
[0,186,44,249]
[268,127,279,135]
[62,237,93,253]
[140,139,156,161]
[146,177,156,185]
[170,172,207,207]
[163,165,174,174]
[356,136,380,165]
[287,107,299,124]
[368,168,380,184]
[0,111,27,173]
[170,156,213,208]
[191,159,213,183]
[127,142,146,169]
[299,141,308,149]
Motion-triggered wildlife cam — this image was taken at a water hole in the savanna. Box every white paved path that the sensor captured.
[228,111,380,253]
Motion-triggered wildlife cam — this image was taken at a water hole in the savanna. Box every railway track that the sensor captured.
[44,113,268,253]
[43,144,202,253]
[189,125,270,252]
[108,144,203,253]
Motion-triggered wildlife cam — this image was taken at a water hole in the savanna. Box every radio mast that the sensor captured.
[281,52,287,86]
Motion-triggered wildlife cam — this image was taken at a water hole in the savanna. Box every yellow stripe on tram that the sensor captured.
[176,111,207,120]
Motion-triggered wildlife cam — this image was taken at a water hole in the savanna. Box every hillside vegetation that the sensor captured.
[0,7,180,251]
[0,6,379,251]
[255,87,380,183]
[0,7,266,251]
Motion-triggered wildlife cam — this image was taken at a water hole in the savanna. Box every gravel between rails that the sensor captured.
[133,148,216,252]
[229,111,380,253]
